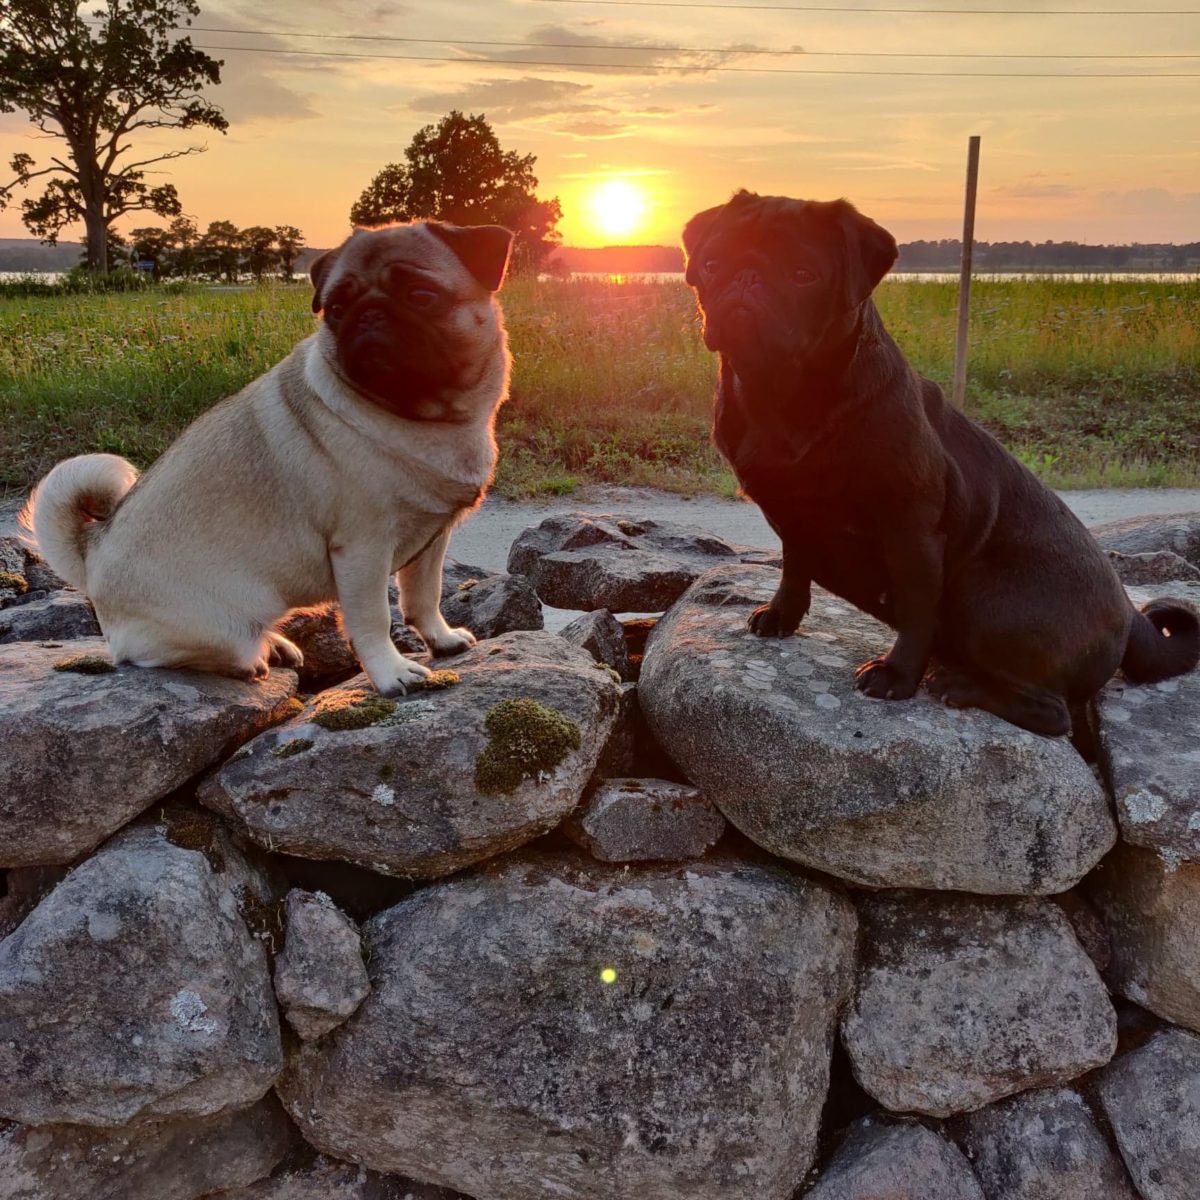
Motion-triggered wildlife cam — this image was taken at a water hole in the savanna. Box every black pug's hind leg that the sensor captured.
[749,541,811,638]
[926,662,1072,738]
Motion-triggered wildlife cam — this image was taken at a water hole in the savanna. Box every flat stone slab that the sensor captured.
[957,1086,1138,1200]
[639,565,1115,894]
[506,512,777,613]
[215,1160,467,1199]
[277,851,856,1200]
[0,638,298,867]
[841,892,1116,1117]
[0,1095,292,1200]
[0,591,100,643]
[1091,511,1200,567]
[806,1116,984,1200]
[0,824,281,1128]
[1098,1028,1200,1200]
[202,632,621,879]
[1096,581,1200,863]
[564,778,726,863]
[1088,842,1200,1033]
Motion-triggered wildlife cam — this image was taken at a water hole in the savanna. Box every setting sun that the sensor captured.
[587,180,648,242]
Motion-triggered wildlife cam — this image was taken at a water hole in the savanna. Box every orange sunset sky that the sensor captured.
[1,0,1198,249]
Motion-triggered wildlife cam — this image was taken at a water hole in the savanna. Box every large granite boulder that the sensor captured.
[0,823,282,1127]
[805,1116,984,1200]
[0,638,298,867]
[277,851,857,1200]
[274,889,370,1041]
[0,591,100,643]
[1097,1028,1200,1200]
[956,1086,1138,1200]
[1095,581,1200,863]
[506,513,777,612]
[0,1095,292,1200]
[1091,512,1200,567]
[841,893,1116,1117]
[1088,842,1200,1032]
[640,566,1114,894]
[202,632,621,879]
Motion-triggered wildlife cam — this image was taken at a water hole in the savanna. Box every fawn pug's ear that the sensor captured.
[427,223,514,292]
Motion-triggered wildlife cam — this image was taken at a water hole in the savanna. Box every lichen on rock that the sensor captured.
[474,697,582,794]
[417,669,460,691]
[52,652,115,674]
[311,691,397,732]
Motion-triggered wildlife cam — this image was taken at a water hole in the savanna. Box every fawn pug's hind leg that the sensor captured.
[398,527,476,657]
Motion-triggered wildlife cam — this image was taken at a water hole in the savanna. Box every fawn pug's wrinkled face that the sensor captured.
[310,221,513,422]
[682,190,898,375]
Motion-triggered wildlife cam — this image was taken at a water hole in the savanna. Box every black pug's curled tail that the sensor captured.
[19,453,138,591]
[1121,597,1200,684]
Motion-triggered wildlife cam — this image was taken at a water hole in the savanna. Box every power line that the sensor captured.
[533,0,1200,12]
[173,26,1200,59]
[191,42,1200,76]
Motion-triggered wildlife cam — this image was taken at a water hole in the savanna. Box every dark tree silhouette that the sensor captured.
[274,224,305,280]
[350,111,561,272]
[239,224,278,281]
[195,218,239,282]
[0,0,226,272]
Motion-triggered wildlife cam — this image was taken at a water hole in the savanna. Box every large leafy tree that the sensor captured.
[273,223,304,280]
[0,0,226,273]
[239,224,278,281]
[195,217,239,281]
[350,111,561,273]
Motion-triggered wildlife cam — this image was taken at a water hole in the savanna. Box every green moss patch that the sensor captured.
[53,653,115,675]
[475,697,582,795]
[312,691,397,732]
[0,570,28,594]
[272,736,314,758]
[417,669,461,691]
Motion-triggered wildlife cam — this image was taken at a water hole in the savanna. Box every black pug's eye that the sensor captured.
[703,258,719,277]
[793,266,817,286]
[408,287,440,310]
[326,301,346,321]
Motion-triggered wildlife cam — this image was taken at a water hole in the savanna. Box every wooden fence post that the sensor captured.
[952,135,982,410]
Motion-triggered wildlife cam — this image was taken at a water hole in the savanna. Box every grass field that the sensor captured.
[1,275,1198,499]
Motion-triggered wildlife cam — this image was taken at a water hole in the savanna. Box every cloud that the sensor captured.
[408,77,596,122]
[991,182,1082,200]
[211,70,320,124]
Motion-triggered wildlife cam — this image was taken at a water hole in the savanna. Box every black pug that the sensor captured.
[681,190,1198,736]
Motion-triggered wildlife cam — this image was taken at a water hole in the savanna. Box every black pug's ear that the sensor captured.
[428,222,514,292]
[681,203,727,288]
[309,246,340,315]
[828,199,898,307]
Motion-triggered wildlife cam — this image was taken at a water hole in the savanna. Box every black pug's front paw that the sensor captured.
[748,600,804,638]
[855,655,921,700]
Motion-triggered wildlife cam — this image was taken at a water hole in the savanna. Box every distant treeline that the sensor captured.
[4,237,1199,277]
[549,241,1200,275]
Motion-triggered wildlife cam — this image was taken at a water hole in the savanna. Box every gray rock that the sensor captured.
[0,591,100,643]
[640,566,1115,895]
[0,1094,292,1200]
[805,1116,984,1200]
[0,638,299,867]
[1087,842,1200,1033]
[211,1158,465,1198]
[1107,550,1200,585]
[1098,1028,1200,1200]
[279,605,358,684]
[842,893,1116,1118]
[1096,581,1200,862]
[0,823,282,1127]
[559,609,632,680]
[596,680,638,776]
[506,512,769,612]
[1091,512,1200,567]
[0,537,64,601]
[439,572,544,639]
[957,1086,1137,1200]
[564,778,725,863]
[202,632,621,880]
[277,851,857,1200]
[274,890,370,1041]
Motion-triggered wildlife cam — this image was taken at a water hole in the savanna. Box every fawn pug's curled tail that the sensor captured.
[20,454,138,590]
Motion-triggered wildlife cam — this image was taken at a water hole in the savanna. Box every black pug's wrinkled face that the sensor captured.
[310,220,513,421]
[682,191,898,374]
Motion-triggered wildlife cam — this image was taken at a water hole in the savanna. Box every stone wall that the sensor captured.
[2,512,1199,1199]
